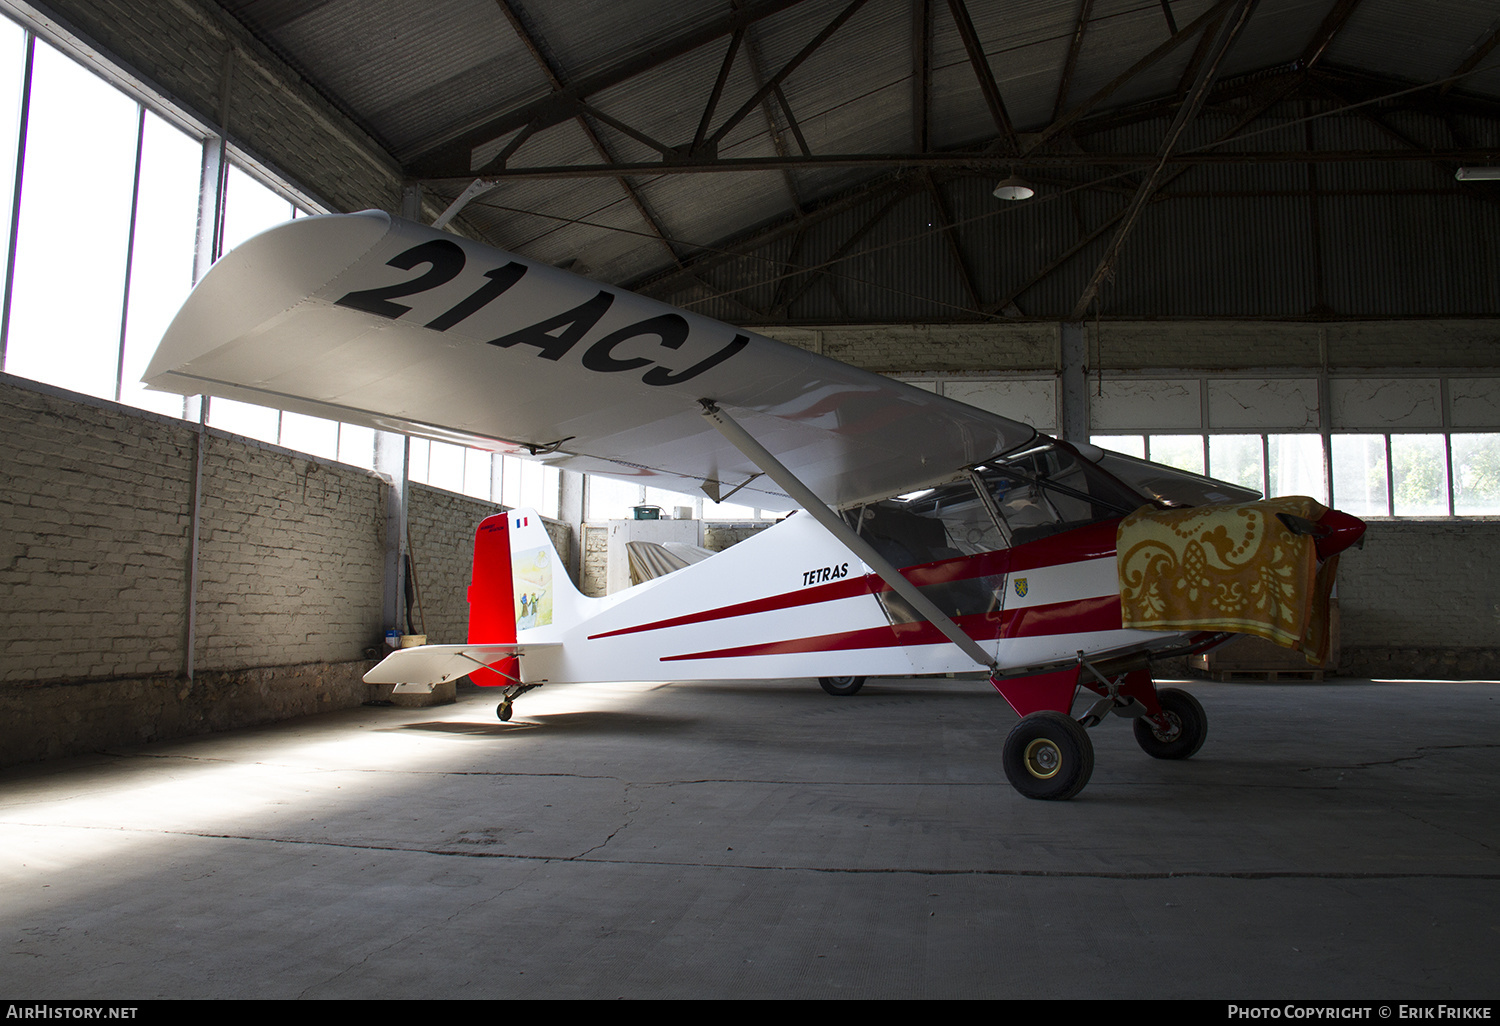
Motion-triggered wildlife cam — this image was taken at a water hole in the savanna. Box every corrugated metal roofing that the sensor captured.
[209,0,1500,322]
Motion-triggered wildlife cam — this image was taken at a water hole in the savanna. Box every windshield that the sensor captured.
[846,436,1257,563]
[978,441,1146,545]
[1086,446,1263,506]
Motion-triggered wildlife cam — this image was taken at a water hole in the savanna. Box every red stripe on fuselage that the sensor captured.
[587,572,882,640]
[589,517,1122,642]
[657,593,1122,662]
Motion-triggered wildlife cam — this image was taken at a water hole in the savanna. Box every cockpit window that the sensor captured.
[838,439,1253,628]
[843,441,1152,624]
[979,442,1146,545]
[846,478,1004,623]
[848,478,1001,568]
[849,440,1151,561]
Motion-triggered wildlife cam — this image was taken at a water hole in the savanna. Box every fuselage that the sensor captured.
[517,511,1162,685]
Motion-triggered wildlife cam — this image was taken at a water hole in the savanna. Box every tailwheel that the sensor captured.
[1133,687,1207,760]
[818,675,866,696]
[495,682,537,722]
[1002,711,1094,801]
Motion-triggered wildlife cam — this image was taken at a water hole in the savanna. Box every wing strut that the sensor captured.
[699,400,998,673]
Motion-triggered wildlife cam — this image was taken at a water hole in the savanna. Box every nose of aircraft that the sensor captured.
[1314,508,1367,560]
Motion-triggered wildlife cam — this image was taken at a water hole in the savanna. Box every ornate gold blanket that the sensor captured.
[1117,497,1339,663]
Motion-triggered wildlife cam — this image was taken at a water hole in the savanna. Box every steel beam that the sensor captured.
[947,0,1016,153]
[1070,0,1260,319]
[409,0,814,174]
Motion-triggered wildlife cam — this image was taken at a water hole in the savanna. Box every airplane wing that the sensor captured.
[144,211,1035,510]
[362,642,555,686]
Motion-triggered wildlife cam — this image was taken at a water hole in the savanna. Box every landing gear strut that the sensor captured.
[495,682,538,722]
[1133,687,1207,759]
[992,657,1209,800]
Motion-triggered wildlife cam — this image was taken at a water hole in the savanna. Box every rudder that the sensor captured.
[466,513,516,686]
[466,509,582,685]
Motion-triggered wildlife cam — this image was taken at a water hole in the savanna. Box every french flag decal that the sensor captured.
[514,515,528,529]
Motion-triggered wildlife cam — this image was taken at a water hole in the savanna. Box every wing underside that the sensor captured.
[144,211,1035,510]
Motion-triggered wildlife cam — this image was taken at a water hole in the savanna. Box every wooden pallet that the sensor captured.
[1207,667,1325,683]
[1190,604,1340,683]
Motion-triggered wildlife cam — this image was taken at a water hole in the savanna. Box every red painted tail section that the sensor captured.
[466,513,518,687]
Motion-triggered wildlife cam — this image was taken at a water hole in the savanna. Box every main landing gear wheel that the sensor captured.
[497,700,513,722]
[818,675,866,696]
[1133,687,1207,760]
[1002,711,1094,801]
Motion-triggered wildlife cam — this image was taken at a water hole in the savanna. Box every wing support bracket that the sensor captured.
[522,435,576,456]
[702,471,763,504]
[699,399,997,674]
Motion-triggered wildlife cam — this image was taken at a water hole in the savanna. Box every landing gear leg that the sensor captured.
[992,659,1211,798]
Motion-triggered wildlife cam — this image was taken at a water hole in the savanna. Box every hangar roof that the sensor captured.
[53,0,1500,322]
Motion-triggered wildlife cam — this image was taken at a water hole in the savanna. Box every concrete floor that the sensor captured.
[2,675,1497,1000]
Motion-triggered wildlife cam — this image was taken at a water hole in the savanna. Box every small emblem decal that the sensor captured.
[1013,577,1029,598]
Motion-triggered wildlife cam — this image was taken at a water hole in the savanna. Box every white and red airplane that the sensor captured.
[146,211,1366,800]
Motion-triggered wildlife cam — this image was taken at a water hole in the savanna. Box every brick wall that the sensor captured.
[192,433,385,670]
[0,377,393,764]
[407,485,503,645]
[1,378,195,681]
[1337,520,1500,678]
[407,485,574,643]
[3,360,1497,768]
[581,523,608,597]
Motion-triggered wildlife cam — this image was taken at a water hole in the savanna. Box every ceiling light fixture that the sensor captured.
[1455,167,1500,181]
[992,174,1035,201]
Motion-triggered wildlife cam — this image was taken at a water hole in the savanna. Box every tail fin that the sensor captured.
[466,509,582,685]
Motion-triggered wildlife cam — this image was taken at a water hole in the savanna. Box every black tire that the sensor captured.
[1002,711,1094,800]
[1133,687,1207,760]
[818,675,866,696]
[497,701,513,722]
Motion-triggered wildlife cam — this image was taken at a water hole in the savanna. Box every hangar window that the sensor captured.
[1332,432,1500,517]
[1093,430,1499,517]
[405,439,562,518]
[584,476,775,522]
[0,11,633,520]
[1451,434,1500,515]
[1087,375,1500,518]
[3,32,143,401]
[0,16,410,478]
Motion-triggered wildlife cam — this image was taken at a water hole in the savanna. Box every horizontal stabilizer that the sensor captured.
[363,642,558,686]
